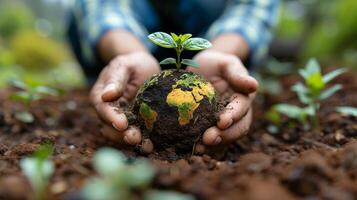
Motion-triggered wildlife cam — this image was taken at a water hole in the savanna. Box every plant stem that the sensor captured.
[176,49,181,69]
[311,100,320,132]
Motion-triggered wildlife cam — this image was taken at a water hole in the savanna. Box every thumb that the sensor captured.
[101,65,130,102]
[224,63,258,94]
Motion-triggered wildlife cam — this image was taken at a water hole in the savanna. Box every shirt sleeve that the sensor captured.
[72,0,153,65]
[205,0,280,66]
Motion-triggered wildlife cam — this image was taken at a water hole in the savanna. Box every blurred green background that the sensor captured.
[0,0,84,89]
[0,0,356,89]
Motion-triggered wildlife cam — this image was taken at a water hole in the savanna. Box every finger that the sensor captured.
[100,124,124,143]
[141,139,154,154]
[203,108,252,146]
[95,103,128,131]
[224,62,258,94]
[101,64,130,102]
[123,126,142,145]
[220,108,252,142]
[217,93,251,130]
[100,124,142,145]
[202,127,221,146]
[194,143,206,154]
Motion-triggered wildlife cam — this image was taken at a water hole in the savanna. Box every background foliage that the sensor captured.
[0,0,355,89]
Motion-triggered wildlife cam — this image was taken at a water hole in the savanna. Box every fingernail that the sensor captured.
[213,136,222,145]
[225,118,233,128]
[112,122,124,131]
[123,136,130,144]
[104,83,116,93]
[142,139,154,154]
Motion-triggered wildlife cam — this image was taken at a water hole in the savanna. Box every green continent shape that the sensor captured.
[139,102,157,131]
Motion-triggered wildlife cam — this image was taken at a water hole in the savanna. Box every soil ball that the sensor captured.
[134,69,218,152]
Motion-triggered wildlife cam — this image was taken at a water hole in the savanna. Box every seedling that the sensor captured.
[81,148,194,200]
[148,32,212,69]
[9,78,58,123]
[133,32,217,152]
[274,58,346,131]
[20,144,54,200]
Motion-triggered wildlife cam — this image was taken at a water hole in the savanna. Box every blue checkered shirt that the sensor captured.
[71,0,280,69]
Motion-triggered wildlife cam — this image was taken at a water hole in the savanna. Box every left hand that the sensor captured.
[187,49,258,149]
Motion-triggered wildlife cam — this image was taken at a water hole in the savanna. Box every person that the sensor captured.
[68,0,280,153]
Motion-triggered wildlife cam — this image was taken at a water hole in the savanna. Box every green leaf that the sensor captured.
[275,104,304,119]
[319,84,342,100]
[159,58,177,65]
[180,34,192,43]
[34,144,54,161]
[9,79,27,90]
[125,159,155,188]
[170,33,179,42]
[336,106,357,117]
[291,83,311,104]
[265,107,281,125]
[9,92,32,104]
[20,156,54,195]
[299,58,321,79]
[21,144,54,198]
[148,32,177,48]
[181,59,199,68]
[144,190,195,200]
[93,148,126,177]
[303,104,316,116]
[34,86,58,96]
[306,73,325,92]
[323,68,347,83]
[182,38,212,50]
[81,178,117,200]
[15,111,34,123]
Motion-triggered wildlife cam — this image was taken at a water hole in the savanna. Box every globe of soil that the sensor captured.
[133,69,218,153]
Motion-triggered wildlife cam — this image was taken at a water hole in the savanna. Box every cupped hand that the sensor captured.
[90,51,160,150]
[187,50,258,149]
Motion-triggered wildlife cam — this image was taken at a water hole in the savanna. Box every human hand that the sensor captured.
[90,51,160,149]
[187,50,258,149]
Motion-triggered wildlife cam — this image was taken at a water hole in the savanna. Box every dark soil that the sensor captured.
[0,71,356,200]
[133,69,218,153]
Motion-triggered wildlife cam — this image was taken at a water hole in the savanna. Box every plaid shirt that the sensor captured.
[72,0,279,69]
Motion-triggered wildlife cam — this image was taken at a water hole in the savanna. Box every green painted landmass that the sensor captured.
[139,102,157,131]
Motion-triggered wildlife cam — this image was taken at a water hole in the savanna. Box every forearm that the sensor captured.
[98,30,148,63]
[210,33,250,61]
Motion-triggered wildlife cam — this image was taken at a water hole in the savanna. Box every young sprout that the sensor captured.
[9,79,58,123]
[148,32,212,69]
[81,148,195,200]
[275,58,346,131]
[20,144,54,200]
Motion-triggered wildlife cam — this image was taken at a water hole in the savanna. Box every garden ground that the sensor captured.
[0,70,356,200]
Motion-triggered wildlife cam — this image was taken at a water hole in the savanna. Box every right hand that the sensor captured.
[90,51,160,149]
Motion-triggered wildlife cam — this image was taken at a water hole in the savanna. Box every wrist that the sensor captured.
[98,30,148,63]
[210,33,249,61]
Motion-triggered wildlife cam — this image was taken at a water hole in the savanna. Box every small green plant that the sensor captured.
[148,32,212,69]
[274,58,346,130]
[336,106,357,117]
[20,144,54,200]
[9,78,58,123]
[81,148,195,200]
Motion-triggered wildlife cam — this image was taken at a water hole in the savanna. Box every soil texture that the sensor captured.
[0,71,356,200]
